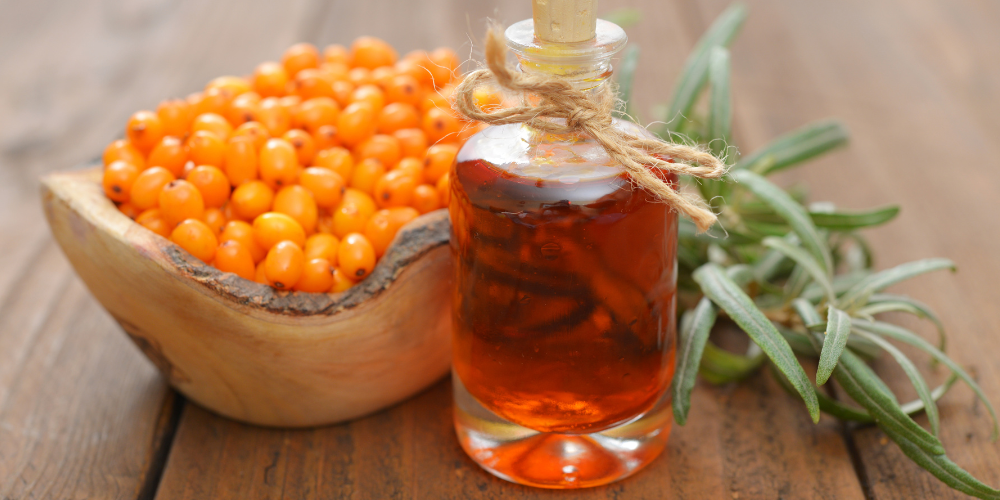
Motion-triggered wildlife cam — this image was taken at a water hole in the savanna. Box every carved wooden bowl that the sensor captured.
[41,163,452,427]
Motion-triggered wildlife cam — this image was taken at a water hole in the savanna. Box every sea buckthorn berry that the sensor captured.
[293,68,334,100]
[378,103,420,134]
[371,66,397,89]
[130,167,176,211]
[437,171,450,205]
[350,158,386,195]
[259,138,300,189]
[330,267,356,293]
[118,202,141,219]
[338,233,376,280]
[318,62,349,82]
[253,212,306,250]
[411,184,441,214]
[171,219,218,263]
[342,188,377,218]
[282,43,320,78]
[157,98,194,138]
[187,165,231,208]
[282,129,316,166]
[215,240,256,280]
[257,97,292,137]
[350,85,385,112]
[428,47,460,88]
[393,128,428,159]
[136,209,171,238]
[473,85,502,112]
[232,121,271,151]
[103,161,141,203]
[187,130,226,168]
[230,180,274,221]
[314,147,354,180]
[193,87,232,117]
[192,112,233,141]
[254,260,272,285]
[294,258,334,292]
[373,170,417,208]
[347,67,373,87]
[204,207,227,235]
[420,85,454,114]
[227,92,262,126]
[330,80,354,108]
[331,203,368,238]
[147,136,188,177]
[422,107,462,144]
[356,134,401,168]
[103,139,145,169]
[264,240,304,290]
[220,220,266,262]
[351,36,397,69]
[273,185,318,234]
[313,125,340,150]
[394,157,424,178]
[253,62,289,98]
[384,74,422,106]
[316,210,335,235]
[298,97,340,134]
[424,143,458,184]
[387,206,420,227]
[337,102,377,147]
[224,136,258,186]
[304,233,339,264]
[363,206,419,257]
[299,167,345,208]
[323,44,351,65]
[206,76,251,98]
[396,55,433,88]
[278,95,303,129]
[126,110,165,153]
[159,179,206,227]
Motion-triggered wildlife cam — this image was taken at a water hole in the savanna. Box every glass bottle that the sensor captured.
[449,17,677,488]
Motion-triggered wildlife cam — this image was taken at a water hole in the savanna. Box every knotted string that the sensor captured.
[451,27,727,232]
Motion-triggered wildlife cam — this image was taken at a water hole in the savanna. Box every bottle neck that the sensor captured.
[505,18,626,93]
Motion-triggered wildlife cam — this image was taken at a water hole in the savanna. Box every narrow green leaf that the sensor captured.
[661,3,748,133]
[832,349,945,455]
[817,306,851,385]
[763,236,834,302]
[694,263,820,422]
[791,297,823,326]
[707,47,732,159]
[853,329,940,436]
[616,44,641,120]
[769,363,874,422]
[699,340,766,384]
[853,319,999,440]
[864,293,947,354]
[735,120,849,175]
[901,374,959,416]
[839,258,956,312]
[672,298,717,425]
[801,270,870,303]
[726,264,754,288]
[731,170,833,275]
[810,205,900,230]
[880,425,1000,499]
[602,7,642,28]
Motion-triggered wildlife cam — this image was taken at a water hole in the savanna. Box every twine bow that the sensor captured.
[452,27,727,232]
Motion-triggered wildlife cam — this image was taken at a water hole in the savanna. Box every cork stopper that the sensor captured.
[532,0,598,43]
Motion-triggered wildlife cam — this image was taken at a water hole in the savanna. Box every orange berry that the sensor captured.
[192,112,233,141]
[411,184,441,214]
[377,103,420,134]
[472,85,502,112]
[103,139,145,169]
[342,188,378,218]
[371,66,397,89]
[171,219,218,263]
[304,233,339,263]
[186,165,231,208]
[422,107,462,144]
[294,258,334,292]
[118,202,141,219]
[253,212,306,250]
[205,76,252,98]
[350,84,385,112]
[204,207,227,235]
[437,171,451,206]
[330,80,354,108]
[356,134,401,168]
[257,97,292,137]
[351,36,397,69]
[227,92,262,126]
[231,121,270,151]
[331,203,368,238]
[157,98,194,138]
[420,85,454,114]
[159,179,206,227]
[279,95,304,129]
[224,136,258,186]
[220,220,266,262]
[265,240,304,290]
[338,233,376,280]
[126,110,165,153]
[364,208,414,258]
[393,128,428,159]
[428,47,460,88]
[147,136,188,177]
[424,143,458,184]
[130,167,176,211]
[350,158,386,195]
[373,170,417,208]
[230,181,274,221]
[136,208,171,237]
[282,43,320,78]
[298,97,340,134]
[273,185,318,234]
[187,130,226,168]
[394,157,424,178]
[318,62,349,82]
[313,147,354,180]
[192,87,232,117]
[299,167,345,208]
[395,56,433,88]
[347,67,373,86]
[293,68,334,100]
[312,124,340,150]
[253,61,289,98]
[259,138,300,189]
[103,161,141,203]
[282,129,316,166]
[323,44,351,66]
[254,260,272,285]
[215,240,256,280]
[316,210,335,235]
[330,267,357,293]
[337,102,376,147]
[384,74,422,106]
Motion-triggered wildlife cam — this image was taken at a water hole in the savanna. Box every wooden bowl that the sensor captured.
[41,163,453,427]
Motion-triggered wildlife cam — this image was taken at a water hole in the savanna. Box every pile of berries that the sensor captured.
[101,38,481,293]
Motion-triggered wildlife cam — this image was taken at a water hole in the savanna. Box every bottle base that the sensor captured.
[453,374,672,489]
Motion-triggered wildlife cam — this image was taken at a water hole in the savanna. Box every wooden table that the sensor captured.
[3,0,999,498]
